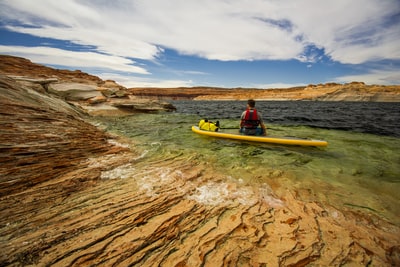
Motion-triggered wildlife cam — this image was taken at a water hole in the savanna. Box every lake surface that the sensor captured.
[94,101,400,225]
[172,100,400,137]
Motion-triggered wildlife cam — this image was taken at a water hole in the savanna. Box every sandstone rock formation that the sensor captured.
[0,55,176,115]
[47,83,103,101]
[1,70,400,265]
[129,83,400,102]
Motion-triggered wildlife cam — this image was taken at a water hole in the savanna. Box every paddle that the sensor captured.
[220,126,282,131]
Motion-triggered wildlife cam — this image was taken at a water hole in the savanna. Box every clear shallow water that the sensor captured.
[94,101,400,225]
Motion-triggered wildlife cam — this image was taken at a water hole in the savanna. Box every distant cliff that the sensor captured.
[129,82,400,102]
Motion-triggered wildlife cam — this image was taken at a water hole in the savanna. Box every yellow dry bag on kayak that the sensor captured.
[199,119,219,132]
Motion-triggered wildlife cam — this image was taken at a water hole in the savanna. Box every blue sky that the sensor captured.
[0,0,399,88]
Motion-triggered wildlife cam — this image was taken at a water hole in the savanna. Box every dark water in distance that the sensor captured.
[171,100,400,137]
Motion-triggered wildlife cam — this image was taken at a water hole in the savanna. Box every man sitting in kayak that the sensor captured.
[240,99,267,136]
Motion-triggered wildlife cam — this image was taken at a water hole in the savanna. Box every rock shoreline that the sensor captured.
[0,56,176,116]
[1,56,400,266]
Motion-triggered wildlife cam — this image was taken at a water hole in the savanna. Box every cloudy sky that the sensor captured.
[0,0,399,88]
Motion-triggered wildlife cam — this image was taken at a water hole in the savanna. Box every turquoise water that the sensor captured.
[94,113,400,225]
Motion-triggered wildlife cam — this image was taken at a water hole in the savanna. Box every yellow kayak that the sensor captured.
[191,126,328,147]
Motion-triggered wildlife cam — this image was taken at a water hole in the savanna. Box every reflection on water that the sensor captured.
[94,112,400,225]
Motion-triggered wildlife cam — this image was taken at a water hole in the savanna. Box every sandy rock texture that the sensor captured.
[1,73,399,266]
[0,55,176,115]
[129,82,400,102]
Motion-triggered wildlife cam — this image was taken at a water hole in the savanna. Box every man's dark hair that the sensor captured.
[247,99,256,108]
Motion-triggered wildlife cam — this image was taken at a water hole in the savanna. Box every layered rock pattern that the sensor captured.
[129,82,400,102]
[1,75,399,266]
[0,55,176,115]
[0,75,128,196]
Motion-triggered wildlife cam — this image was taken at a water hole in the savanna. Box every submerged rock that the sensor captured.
[111,98,177,112]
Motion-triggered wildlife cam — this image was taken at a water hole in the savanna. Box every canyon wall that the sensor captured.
[129,83,400,102]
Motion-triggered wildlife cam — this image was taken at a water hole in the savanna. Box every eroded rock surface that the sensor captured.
[0,55,176,115]
[1,75,399,266]
[47,83,102,101]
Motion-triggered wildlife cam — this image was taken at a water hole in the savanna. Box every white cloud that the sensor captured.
[282,0,400,64]
[4,0,398,64]
[4,25,162,61]
[328,26,400,64]
[180,70,208,75]
[334,69,400,85]
[255,82,307,89]
[97,72,194,88]
[0,45,148,74]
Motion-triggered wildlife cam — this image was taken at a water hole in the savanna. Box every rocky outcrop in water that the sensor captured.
[0,55,176,115]
[129,82,400,102]
[1,73,400,266]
